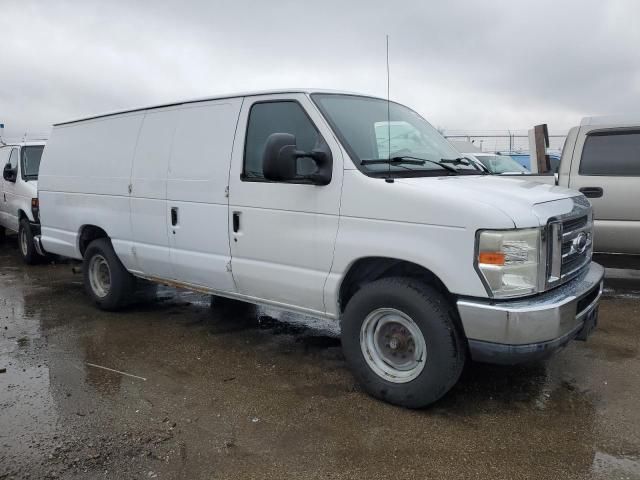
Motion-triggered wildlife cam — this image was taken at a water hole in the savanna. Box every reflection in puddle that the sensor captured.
[2,246,640,479]
[592,452,640,479]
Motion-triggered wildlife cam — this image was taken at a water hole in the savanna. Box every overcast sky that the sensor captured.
[1,0,639,139]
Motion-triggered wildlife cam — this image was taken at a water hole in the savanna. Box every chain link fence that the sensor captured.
[443,130,567,154]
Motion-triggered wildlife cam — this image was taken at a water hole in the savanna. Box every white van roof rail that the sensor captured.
[0,137,47,146]
[53,88,376,127]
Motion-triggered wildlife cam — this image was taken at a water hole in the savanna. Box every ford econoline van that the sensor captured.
[37,90,604,407]
[0,141,47,263]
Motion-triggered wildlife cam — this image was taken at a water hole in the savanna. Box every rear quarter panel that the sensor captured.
[39,113,144,261]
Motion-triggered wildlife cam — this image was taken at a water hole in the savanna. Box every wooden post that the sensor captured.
[533,124,550,173]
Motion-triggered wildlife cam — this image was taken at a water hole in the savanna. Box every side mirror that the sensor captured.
[262,133,332,185]
[554,171,559,185]
[3,163,16,182]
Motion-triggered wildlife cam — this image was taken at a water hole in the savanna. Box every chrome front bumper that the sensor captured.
[457,262,605,364]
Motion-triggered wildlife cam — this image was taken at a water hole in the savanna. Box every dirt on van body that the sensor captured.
[1,237,640,480]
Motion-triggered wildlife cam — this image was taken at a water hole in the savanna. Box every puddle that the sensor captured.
[592,452,640,479]
[2,247,640,479]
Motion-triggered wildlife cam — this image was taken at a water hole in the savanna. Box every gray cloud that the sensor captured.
[1,0,639,139]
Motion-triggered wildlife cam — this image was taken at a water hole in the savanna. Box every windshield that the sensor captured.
[21,146,44,180]
[312,94,480,176]
[476,154,529,174]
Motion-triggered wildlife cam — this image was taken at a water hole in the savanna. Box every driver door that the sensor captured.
[227,94,343,314]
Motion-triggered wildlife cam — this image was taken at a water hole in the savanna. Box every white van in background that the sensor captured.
[38,90,603,407]
[0,141,47,263]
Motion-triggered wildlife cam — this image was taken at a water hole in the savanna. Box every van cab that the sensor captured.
[38,90,604,407]
[0,141,47,263]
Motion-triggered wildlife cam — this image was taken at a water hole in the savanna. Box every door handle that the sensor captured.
[232,212,240,233]
[579,187,603,198]
[171,207,178,226]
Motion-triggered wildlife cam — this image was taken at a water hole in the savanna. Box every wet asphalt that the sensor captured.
[1,236,640,480]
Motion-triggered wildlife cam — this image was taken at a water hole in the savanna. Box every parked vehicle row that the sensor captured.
[27,89,604,408]
[0,141,47,263]
[498,151,562,172]
[464,152,530,174]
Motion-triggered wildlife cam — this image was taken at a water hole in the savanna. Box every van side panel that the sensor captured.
[39,113,144,262]
[166,98,242,291]
[129,107,179,277]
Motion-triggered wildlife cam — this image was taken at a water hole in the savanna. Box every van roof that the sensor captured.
[0,140,46,147]
[580,114,640,127]
[54,88,380,127]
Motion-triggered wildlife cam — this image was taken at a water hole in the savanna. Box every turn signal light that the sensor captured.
[478,252,506,265]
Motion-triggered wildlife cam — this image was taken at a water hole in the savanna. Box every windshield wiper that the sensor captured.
[361,156,457,174]
[440,157,473,166]
[441,156,489,174]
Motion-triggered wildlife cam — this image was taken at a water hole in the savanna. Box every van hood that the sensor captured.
[395,175,581,228]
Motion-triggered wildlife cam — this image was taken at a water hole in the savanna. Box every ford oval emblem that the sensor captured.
[572,232,589,254]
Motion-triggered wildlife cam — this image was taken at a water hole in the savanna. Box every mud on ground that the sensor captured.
[1,237,640,479]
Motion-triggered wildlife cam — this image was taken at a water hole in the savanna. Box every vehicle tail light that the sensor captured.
[31,197,40,222]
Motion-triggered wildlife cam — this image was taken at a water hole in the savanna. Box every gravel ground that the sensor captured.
[1,236,639,479]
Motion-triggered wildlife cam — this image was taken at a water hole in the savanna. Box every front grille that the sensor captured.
[546,197,593,289]
[562,216,588,233]
[559,214,592,278]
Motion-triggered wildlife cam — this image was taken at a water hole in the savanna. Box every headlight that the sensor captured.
[476,228,541,298]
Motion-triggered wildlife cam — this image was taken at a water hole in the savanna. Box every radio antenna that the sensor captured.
[385,35,393,183]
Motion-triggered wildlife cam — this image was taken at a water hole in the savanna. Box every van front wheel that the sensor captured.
[83,238,135,310]
[341,277,466,408]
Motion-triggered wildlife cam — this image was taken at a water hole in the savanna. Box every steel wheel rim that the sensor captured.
[88,254,111,298]
[19,228,28,256]
[360,307,426,383]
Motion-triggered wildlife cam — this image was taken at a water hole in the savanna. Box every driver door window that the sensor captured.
[242,101,323,181]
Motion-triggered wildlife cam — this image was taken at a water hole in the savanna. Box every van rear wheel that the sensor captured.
[83,238,136,310]
[18,219,41,265]
[341,277,466,408]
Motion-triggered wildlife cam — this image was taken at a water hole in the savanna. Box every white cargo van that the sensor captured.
[38,90,604,407]
[0,141,47,263]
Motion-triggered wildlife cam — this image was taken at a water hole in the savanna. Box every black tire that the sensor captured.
[0,225,5,243]
[18,218,41,265]
[83,238,136,310]
[341,277,466,408]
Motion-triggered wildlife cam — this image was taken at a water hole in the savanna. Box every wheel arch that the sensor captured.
[78,225,110,257]
[338,257,453,314]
